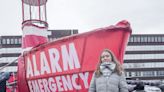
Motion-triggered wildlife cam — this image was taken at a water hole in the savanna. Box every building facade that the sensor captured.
[0,36,21,73]
[124,34,164,81]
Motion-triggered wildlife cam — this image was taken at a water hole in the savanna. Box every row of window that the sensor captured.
[0,37,58,45]
[126,45,164,51]
[129,36,164,43]
[0,48,22,54]
[0,66,17,72]
[0,57,18,63]
[126,71,164,77]
[124,62,164,69]
[0,38,22,45]
[124,54,164,60]
[1,36,164,45]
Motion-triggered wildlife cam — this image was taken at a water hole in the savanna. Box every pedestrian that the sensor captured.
[133,82,145,92]
[88,49,128,92]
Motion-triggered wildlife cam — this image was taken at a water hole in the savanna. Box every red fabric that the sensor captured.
[17,56,30,92]
[18,20,132,92]
[22,35,48,48]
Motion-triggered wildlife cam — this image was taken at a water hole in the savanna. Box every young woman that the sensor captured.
[89,49,128,92]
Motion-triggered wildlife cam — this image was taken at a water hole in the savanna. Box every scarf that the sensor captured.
[100,62,116,77]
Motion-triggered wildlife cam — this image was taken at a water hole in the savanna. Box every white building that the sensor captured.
[124,34,164,81]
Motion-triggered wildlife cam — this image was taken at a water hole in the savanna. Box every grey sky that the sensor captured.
[0,0,164,36]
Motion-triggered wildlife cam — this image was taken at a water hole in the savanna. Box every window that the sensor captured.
[131,72,135,77]
[162,37,164,42]
[135,72,141,77]
[129,72,132,77]
[154,36,158,42]
[18,38,22,44]
[157,71,164,76]
[7,39,10,44]
[144,36,148,42]
[158,36,162,42]
[2,39,6,44]
[151,36,155,42]
[137,36,140,42]
[14,38,18,44]
[133,36,137,42]
[129,37,133,42]
[147,36,151,42]
[140,37,144,42]
[11,39,14,44]
[143,71,154,77]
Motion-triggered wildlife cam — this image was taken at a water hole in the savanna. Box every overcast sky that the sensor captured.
[0,0,164,36]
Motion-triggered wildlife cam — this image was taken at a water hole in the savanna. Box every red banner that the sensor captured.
[18,20,132,92]
[17,56,30,92]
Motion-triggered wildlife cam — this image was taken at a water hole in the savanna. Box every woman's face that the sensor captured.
[101,51,112,62]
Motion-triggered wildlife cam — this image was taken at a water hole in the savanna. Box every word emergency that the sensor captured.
[28,72,89,92]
